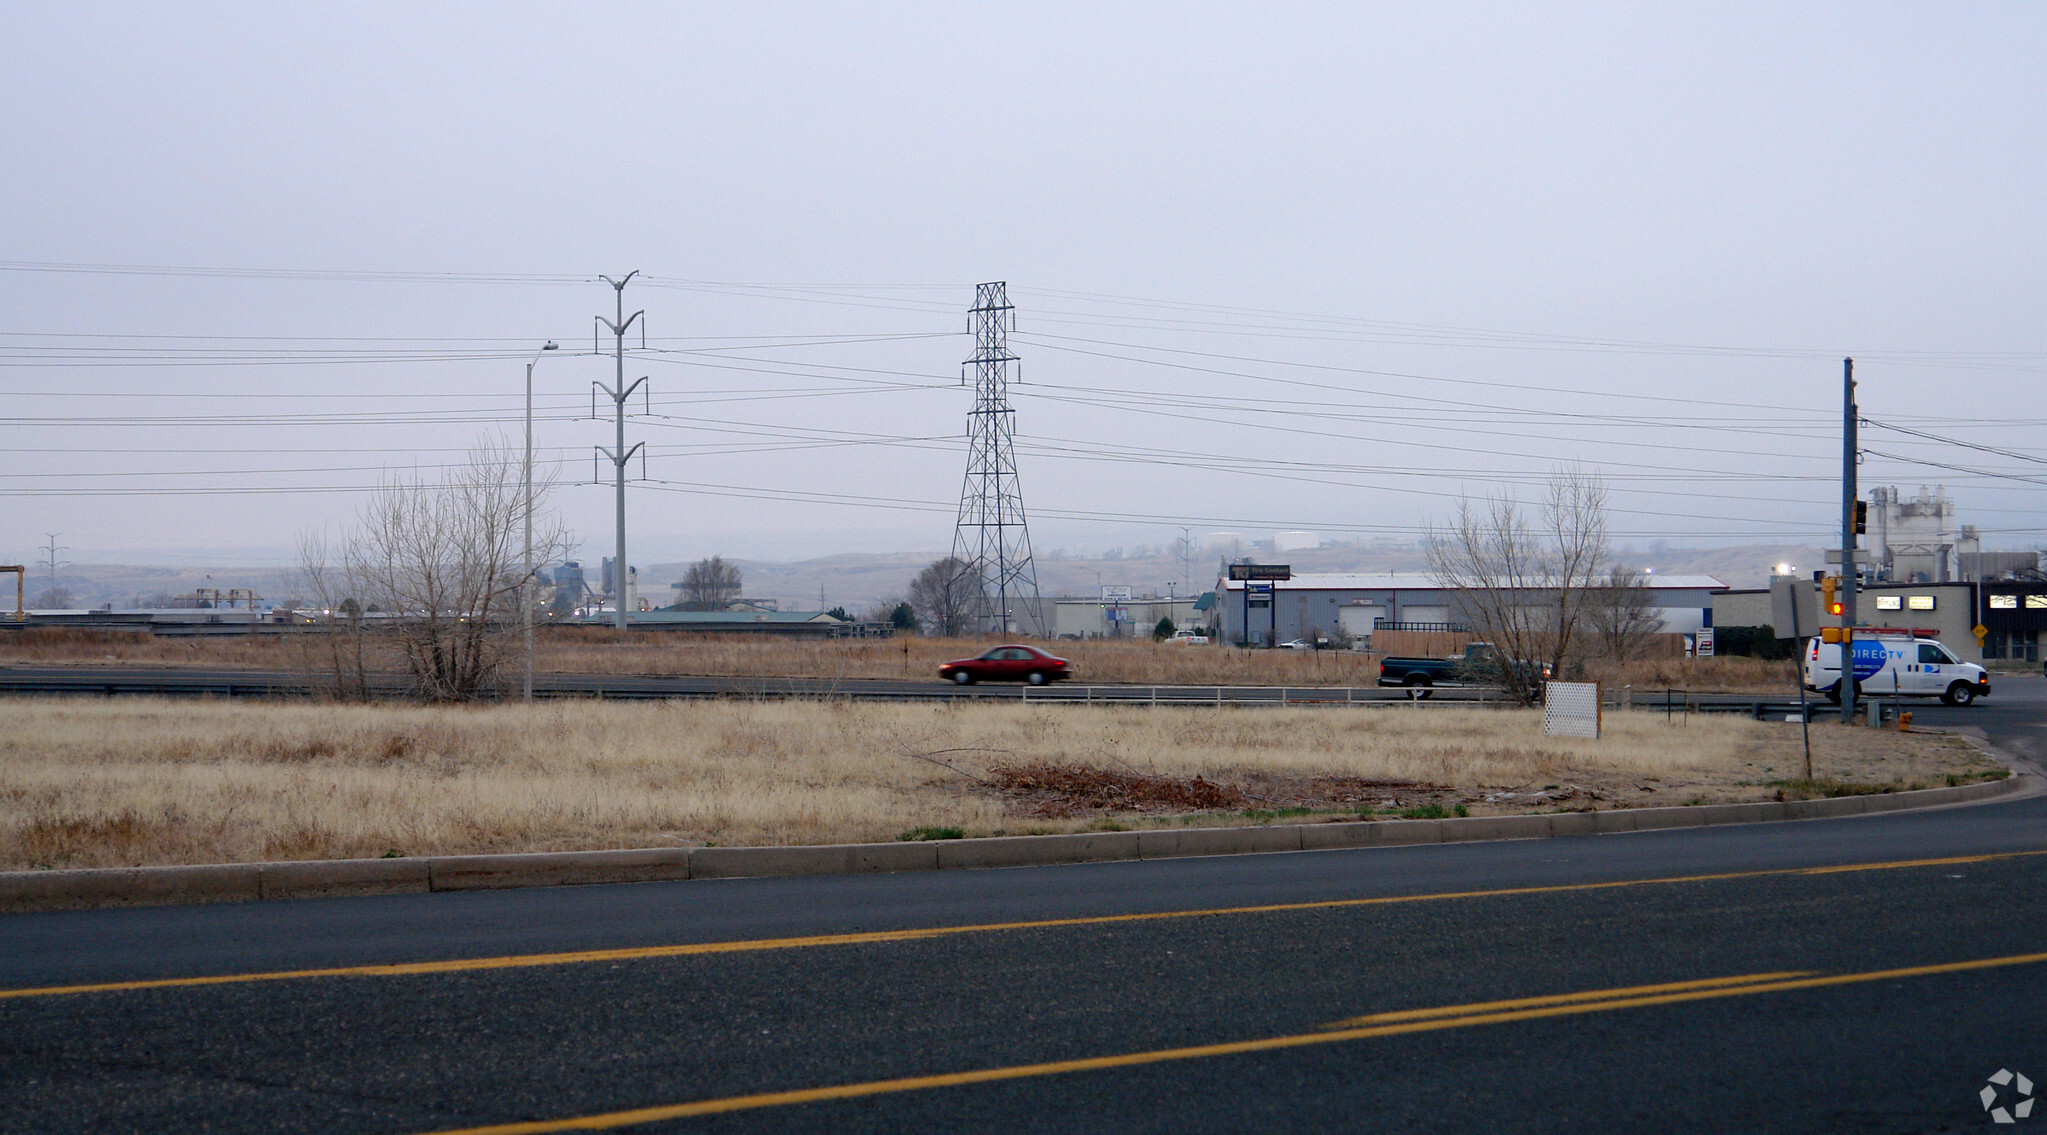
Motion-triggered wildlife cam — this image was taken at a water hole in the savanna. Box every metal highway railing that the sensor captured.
[0,671,1841,717]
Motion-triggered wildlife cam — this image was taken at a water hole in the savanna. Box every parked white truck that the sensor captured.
[1803,632,1991,706]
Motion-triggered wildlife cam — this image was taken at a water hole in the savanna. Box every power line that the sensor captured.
[1862,418,2047,467]
[1862,448,2047,489]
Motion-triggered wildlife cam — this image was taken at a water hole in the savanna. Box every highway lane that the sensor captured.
[0,662,1493,704]
[0,663,1420,705]
[7,659,2025,714]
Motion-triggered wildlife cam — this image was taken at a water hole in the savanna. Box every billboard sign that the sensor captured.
[1227,563,1292,581]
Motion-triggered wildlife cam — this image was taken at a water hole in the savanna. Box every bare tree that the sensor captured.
[1425,468,1609,704]
[1583,564,1663,661]
[864,595,919,632]
[299,435,573,701]
[29,587,74,609]
[908,556,980,637]
[677,555,743,610]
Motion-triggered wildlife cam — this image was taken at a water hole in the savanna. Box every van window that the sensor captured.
[1919,643,1956,665]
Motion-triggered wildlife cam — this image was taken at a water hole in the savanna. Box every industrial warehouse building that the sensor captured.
[1051,595,1205,639]
[1214,572,1725,648]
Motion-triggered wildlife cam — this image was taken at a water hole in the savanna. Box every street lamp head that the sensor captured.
[542,341,558,350]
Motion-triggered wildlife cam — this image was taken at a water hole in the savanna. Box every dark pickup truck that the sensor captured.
[1376,642,1550,692]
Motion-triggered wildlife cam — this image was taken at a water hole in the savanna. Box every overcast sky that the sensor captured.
[3,2,2042,571]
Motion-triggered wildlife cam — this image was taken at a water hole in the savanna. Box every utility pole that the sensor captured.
[523,340,558,703]
[950,282,1046,637]
[1840,357,1858,725]
[594,273,645,632]
[39,534,67,600]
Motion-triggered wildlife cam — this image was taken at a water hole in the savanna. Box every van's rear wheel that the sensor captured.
[1943,682,1976,707]
[1824,679,1861,706]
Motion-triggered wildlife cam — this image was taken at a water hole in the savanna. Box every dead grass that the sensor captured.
[0,696,1999,870]
[1586,654,1800,693]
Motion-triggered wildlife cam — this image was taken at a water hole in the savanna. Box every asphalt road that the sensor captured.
[0,660,1971,713]
[2,676,2043,1133]
[0,662,1496,704]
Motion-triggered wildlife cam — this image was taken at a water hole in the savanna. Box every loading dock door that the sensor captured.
[1338,606,1387,639]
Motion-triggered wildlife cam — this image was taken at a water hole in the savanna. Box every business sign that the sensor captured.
[1227,563,1292,581]
[1695,628,1715,657]
[1101,585,1132,602]
[1247,582,1273,594]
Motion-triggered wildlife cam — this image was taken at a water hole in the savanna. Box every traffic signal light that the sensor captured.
[1854,500,1868,536]
[1821,575,1844,618]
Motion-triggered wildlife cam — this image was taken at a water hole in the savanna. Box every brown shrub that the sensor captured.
[988,761,1247,815]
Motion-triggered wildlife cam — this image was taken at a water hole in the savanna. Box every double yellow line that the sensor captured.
[4,850,2040,1003]
[417,951,2047,1134]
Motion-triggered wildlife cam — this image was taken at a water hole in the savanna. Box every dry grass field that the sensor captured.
[0,696,1996,870]
[0,627,1797,692]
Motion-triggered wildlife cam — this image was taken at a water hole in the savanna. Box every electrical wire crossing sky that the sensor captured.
[0,5,2040,568]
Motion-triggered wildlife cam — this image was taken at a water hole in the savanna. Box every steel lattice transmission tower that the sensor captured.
[950,282,1046,637]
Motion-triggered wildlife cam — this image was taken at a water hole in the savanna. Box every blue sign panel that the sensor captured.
[1849,638,1889,682]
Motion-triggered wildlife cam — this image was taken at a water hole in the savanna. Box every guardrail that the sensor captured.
[0,670,1910,720]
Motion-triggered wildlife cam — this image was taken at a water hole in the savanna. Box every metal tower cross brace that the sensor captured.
[950,281,1046,637]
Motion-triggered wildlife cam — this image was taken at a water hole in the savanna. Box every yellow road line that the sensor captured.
[4,849,2040,1002]
[1319,969,1816,1028]
[414,950,2047,1134]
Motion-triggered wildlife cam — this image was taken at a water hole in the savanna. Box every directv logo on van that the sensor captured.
[1849,638,1889,682]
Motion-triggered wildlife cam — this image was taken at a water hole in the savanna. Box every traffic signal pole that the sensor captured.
[1840,357,1858,725]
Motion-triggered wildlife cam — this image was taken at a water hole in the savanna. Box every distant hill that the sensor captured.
[38,541,1825,615]
[652,541,1829,614]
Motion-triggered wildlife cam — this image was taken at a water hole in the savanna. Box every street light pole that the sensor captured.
[1088,567,1105,638]
[524,340,557,704]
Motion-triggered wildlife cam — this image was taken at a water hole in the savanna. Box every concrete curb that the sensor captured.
[1,773,2024,913]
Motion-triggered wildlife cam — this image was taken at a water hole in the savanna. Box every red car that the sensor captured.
[938,644,1072,686]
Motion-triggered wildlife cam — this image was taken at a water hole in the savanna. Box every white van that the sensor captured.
[1803,634,1991,706]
